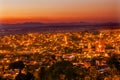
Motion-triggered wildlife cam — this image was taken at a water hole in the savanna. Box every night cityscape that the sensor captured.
[0,29,120,80]
[0,0,120,80]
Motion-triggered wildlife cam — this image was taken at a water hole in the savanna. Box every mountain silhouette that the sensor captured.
[0,22,120,35]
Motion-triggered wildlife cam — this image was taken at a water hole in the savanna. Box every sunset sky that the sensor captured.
[0,0,120,23]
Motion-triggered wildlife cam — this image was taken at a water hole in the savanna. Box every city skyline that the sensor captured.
[0,0,120,24]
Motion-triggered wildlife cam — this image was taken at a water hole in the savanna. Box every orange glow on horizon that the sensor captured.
[1,8,119,24]
[0,0,119,24]
[1,17,119,24]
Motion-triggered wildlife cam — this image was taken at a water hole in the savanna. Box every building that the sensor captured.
[96,40,105,53]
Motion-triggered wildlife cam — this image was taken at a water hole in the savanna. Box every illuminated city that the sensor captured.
[0,29,120,79]
[0,0,120,80]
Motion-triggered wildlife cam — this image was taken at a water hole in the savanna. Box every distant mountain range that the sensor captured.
[0,22,120,35]
[1,21,120,27]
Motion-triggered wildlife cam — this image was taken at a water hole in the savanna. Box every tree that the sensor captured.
[46,61,77,80]
[107,54,120,74]
[39,66,47,80]
[9,61,25,73]
[15,73,26,80]
[26,71,35,80]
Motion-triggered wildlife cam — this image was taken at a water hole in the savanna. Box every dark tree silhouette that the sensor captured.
[9,61,25,74]
[47,60,77,80]
[15,72,26,80]
[107,54,120,73]
[26,71,35,80]
[39,66,47,80]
